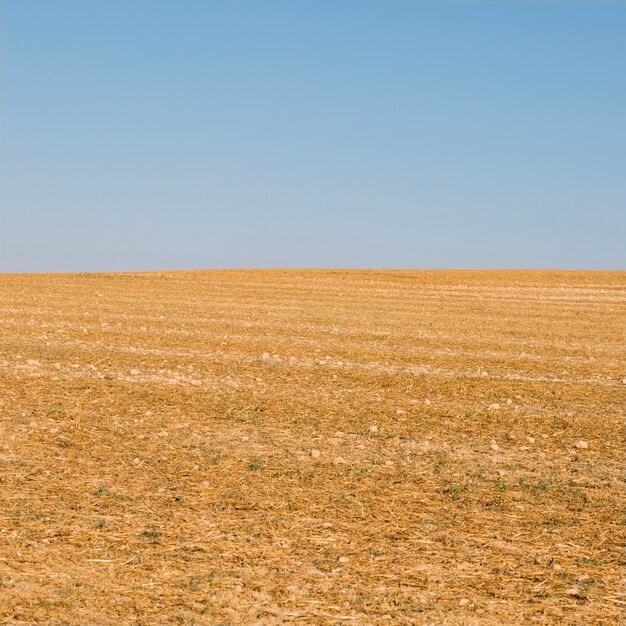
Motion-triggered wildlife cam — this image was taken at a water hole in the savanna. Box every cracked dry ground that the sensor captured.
[0,270,624,625]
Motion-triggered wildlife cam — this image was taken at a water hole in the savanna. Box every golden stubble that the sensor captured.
[0,269,624,624]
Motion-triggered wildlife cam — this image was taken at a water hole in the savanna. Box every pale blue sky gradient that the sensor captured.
[1,1,625,271]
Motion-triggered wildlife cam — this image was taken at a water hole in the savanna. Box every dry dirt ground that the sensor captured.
[0,270,624,625]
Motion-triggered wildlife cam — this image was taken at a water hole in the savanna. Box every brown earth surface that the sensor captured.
[0,269,624,624]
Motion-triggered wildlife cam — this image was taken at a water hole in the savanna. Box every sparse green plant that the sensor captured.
[248,457,264,471]
[140,528,160,540]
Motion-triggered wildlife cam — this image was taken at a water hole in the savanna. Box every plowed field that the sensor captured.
[0,270,624,624]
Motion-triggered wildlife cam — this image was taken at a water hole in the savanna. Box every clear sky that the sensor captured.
[1,1,625,272]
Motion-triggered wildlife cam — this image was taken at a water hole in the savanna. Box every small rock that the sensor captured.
[459,598,470,606]
[338,556,349,563]
[261,352,270,360]
[489,403,500,411]
[575,440,588,449]
[311,449,321,459]
[565,587,580,596]
[527,436,536,444]
[424,399,431,406]
[332,456,347,465]
[396,408,406,415]
[369,425,379,433]
[490,439,500,452]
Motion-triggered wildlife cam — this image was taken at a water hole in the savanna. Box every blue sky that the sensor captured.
[1,0,625,271]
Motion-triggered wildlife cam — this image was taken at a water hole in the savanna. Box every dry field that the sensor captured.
[0,269,624,625]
